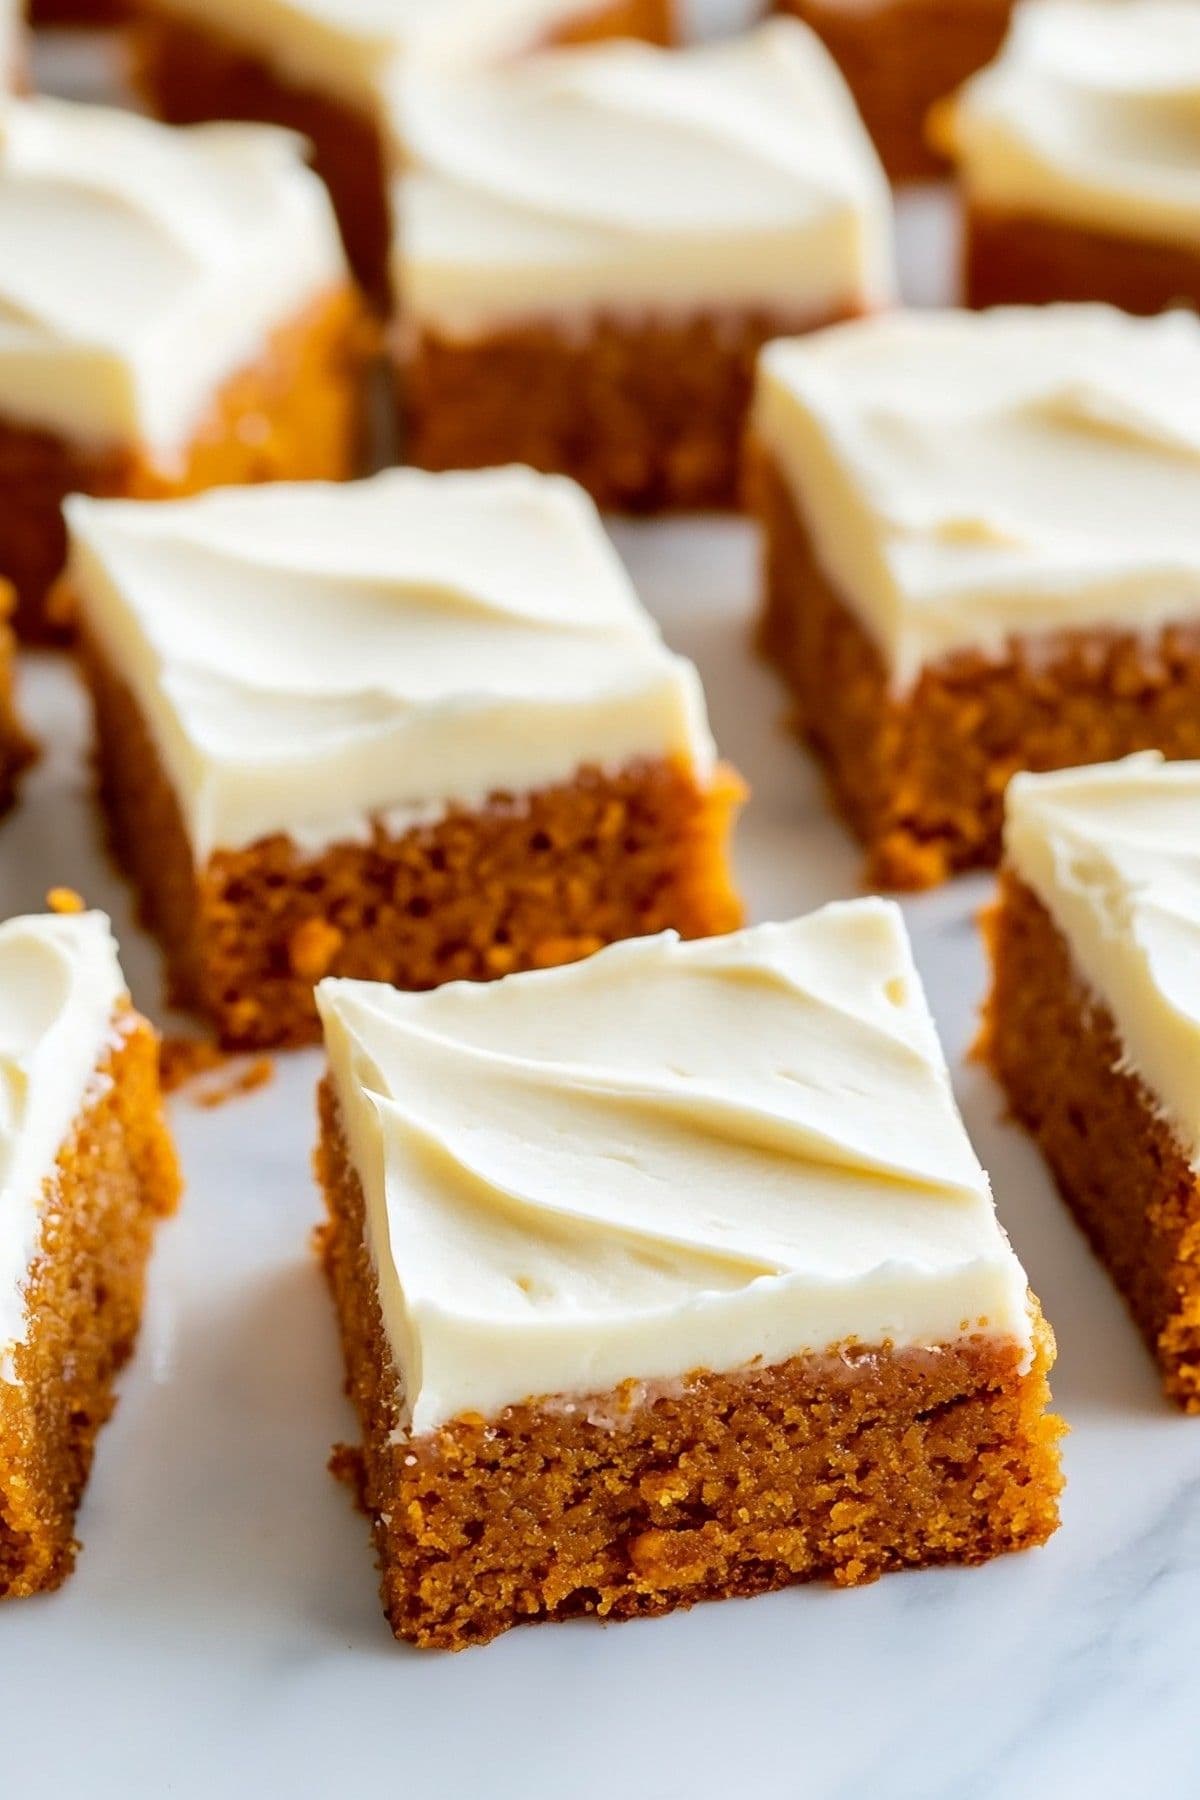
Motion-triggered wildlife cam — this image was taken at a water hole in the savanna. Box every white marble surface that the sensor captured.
[5,9,1200,1799]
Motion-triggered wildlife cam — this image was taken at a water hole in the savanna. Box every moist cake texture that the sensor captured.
[751,305,1200,887]
[394,22,894,510]
[0,912,180,1597]
[67,466,743,1048]
[316,903,1062,1649]
[775,0,1013,181]
[984,755,1200,1409]
[937,0,1200,312]
[0,96,364,638]
[133,0,675,296]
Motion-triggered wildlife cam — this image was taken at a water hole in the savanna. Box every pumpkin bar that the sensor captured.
[983,755,1200,1411]
[0,96,367,640]
[393,22,894,512]
[0,910,180,1598]
[66,465,744,1051]
[935,0,1200,314]
[27,0,129,26]
[316,902,1063,1651]
[750,304,1200,889]
[775,0,1013,181]
[132,0,675,299]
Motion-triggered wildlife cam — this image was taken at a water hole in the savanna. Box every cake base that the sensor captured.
[82,635,745,1049]
[27,0,130,24]
[133,0,675,301]
[0,595,35,816]
[775,0,1012,181]
[317,1078,1063,1651]
[752,450,1200,888]
[982,872,1200,1412]
[3,286,369,642]
[963,202,1200,315]
[0,1009,180,1598]
[404,306,861,514]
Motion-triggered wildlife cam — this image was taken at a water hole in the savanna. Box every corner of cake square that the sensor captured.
[749,303,1200,888]
[983,752,1200,1410]
[65,466,744,1050]
[390,19,895,512]
[315,901,1062,1650]
[0,908,180,1598]
[0,93,368,639]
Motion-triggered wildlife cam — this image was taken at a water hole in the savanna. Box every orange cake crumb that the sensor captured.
[0,1009,180,1598]
[963,203,1200,316]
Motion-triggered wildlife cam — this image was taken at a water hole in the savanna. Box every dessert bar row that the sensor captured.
[3,2,1199,633]
[2,747,1196,1645]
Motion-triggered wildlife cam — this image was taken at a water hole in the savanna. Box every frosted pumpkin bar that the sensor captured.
[0,911,180,1599]
[392,21,894,511]
[65,466,743,1050]
[0,96,366,640]
[750,304,1200,888]
[316,902,1062,1650]
[982,755,1200,1411]
[132,0,675,297]
[935,0,1200,314]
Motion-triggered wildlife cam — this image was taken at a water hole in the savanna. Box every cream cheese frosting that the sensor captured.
[1005,755,1200,1170]
[0,912,127,1378]
[317,902,1034,1435]
[65,466,717,862]
[392,22,895,335]
[0,96,346,454]
[940,0,1200,247]
[753,304,1200,690]
[146,0,628,113]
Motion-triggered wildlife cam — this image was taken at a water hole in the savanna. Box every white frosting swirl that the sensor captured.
[1006,755,1200,1169]
[0,913,127,1379]
[66,467,717,861]
[0,96,346,454]
[393,22,894,334]
[753,305,1200,690]
[319,903,1033,1435]
[942,0,1200,246]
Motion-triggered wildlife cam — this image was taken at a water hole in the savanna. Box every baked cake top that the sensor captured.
[753,304,1200,689]
[0,912,127,1376]
[145,0,633,110]
[1006,753,1200,1171]
[391,22,894,333]
[65,466,716,860]
[939,0,1200,247]
[0,96,346,454]
[317,902,1033,1434]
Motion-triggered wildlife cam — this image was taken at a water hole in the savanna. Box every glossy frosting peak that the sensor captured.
[1006,755,1200,1169]
[942,0,1200,246]
[0,913,127,1377]
[66,467,716,860]
[0,96,346,452]
[393,22,894,332]
[319,904,1033,1434]
[753,305,1200,688]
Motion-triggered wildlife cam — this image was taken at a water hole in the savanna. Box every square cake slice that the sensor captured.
[316,902,1062,1650]
[936,0,1200,314]
[750,305,1200,888]
[66,467,744,1051]
[0,96,368,640]
[983,754,1200,1410]
[393,22,894,512]
[774,0,1013,181]
[0,910,180,1598]
[133,0,675,299]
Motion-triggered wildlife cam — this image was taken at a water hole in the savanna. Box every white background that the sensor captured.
[4,7,1200,1797]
